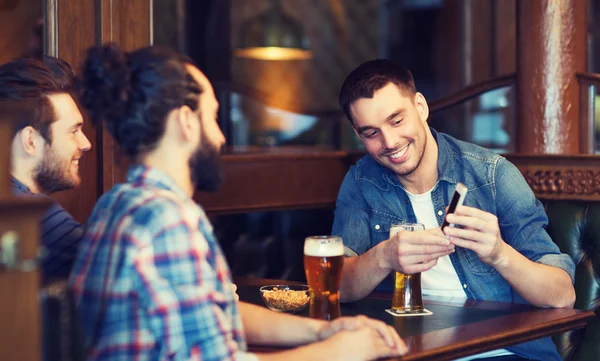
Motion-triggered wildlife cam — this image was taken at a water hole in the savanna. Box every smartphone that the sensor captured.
[441,182,468,233]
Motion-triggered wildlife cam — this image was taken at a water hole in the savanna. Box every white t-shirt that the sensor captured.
[405,187,513,360]
[406,188,465,298]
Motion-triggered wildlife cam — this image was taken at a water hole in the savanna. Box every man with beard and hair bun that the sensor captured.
[0,56,92,283]
[70,44,407,361]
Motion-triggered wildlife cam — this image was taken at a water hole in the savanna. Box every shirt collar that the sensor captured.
[433,128,460,184]
[11,176,33,194]
[126,164,190,199]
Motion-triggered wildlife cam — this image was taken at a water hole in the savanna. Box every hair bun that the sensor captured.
[80,43,131,135]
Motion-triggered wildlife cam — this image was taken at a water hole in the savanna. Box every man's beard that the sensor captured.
[33,146,78,194]
[189,135,224,192]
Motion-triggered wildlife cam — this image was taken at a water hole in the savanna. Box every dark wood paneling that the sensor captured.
[193,151,600,216]
[0,113,17,196]
[0,0,41,65]
[110,0,151,50]
[494,0,516,76]
[195,150,350,215]
[50,0,97,224]
[99,0,151,193]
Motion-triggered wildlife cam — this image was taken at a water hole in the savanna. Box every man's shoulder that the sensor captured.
[435,132,511,188]
[10,178,80,225]
[93,182,203,231]
[11,176,34,195]
[438,132,502,165]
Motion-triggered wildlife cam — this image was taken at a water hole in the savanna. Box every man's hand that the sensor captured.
[443,205,508,266]
[321,327,408,361]
[381,227,454,274]
[317,315,407,354]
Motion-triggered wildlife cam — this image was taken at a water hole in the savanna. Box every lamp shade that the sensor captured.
[234,1,311,61]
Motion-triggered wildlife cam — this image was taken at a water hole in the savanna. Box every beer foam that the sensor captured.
[304,236,344,257]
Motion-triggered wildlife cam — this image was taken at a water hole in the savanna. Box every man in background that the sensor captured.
[0,56,92,282]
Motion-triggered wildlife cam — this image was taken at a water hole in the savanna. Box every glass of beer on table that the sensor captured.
[391,223,425,313]
[304,235,344,320]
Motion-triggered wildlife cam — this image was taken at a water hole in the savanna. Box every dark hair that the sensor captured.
[338,59,417,125]
[0,56,77,142]
[80,43,202,158]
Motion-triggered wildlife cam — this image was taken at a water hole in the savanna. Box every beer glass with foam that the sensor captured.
[391,223,425,313]
[303,235,344,320]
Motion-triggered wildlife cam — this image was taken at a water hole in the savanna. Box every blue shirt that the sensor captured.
[70,165,248,361]
[332,128,575,361]
[12,176,83,283]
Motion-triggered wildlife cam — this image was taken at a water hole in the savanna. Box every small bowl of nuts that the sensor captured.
[259,284,310,313]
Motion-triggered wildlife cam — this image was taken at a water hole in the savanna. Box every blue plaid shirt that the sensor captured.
[70,165,249,361]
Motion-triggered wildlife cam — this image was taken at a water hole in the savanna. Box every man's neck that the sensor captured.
[397,131,439,194]
[141,152,194,197]
[11,170,40,194]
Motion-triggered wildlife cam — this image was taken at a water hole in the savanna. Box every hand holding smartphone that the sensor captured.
[441,183,468,234]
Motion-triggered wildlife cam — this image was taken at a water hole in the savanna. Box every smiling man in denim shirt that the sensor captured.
[332,59,576,361]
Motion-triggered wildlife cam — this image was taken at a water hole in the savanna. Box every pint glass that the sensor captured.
[390,223,425,313]
[304,235,344,320]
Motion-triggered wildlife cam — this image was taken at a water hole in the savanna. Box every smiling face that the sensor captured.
[33,93,91,193]
[350,82,431,179]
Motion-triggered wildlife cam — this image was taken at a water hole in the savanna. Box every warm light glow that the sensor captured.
[234,47,312,61]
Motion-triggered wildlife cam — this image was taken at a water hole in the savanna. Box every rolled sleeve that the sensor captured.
[495,158,576,283]
[535,253,576,284]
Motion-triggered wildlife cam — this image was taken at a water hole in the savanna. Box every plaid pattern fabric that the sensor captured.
[70,165,248,361]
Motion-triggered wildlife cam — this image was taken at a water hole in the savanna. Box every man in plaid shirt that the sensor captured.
[70,43,407,361]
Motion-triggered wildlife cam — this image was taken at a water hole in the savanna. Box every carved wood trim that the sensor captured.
[505,154,600,201]
[194,152,600,215]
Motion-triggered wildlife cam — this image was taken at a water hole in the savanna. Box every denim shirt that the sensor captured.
[332,129,575,361]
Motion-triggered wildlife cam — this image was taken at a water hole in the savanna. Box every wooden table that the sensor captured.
[235,277,596,361]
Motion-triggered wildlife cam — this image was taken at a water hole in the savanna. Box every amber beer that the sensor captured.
[391,223,425,313]
[304,236,344,320]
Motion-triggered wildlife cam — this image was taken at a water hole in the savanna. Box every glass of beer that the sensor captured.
[304,235,344,320]
[391,223,425,313]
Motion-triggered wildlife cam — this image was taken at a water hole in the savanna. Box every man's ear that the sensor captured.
[414,92,429,123]
[175,105,200,143]
[17,126,41,156]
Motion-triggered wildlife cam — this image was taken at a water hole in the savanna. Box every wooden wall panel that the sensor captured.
[99,0,152,193]
[192,152,600,216]
[50,0,97,224]
[195,150,350,215]
[42,0,152,218]
[0,0,41,65]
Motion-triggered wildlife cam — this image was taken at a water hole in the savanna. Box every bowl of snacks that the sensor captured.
[259,284,310,313]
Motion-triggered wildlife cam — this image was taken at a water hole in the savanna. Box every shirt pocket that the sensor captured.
[462,248,498,276]
[369,211,405,248]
